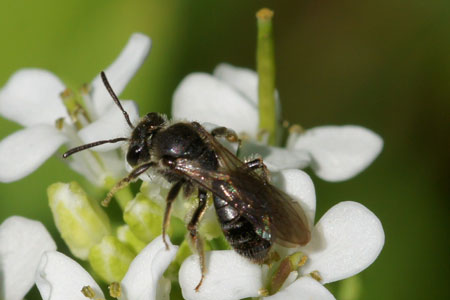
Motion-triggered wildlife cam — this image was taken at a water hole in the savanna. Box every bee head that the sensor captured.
[126,112,165,166]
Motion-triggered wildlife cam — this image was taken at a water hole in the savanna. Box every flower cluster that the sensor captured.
[0,33,149,186]
[0,32,385,300]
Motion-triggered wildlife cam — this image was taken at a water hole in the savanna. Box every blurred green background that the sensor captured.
[0,0,448,299]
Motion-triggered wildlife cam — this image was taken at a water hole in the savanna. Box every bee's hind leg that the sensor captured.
[187,189,209,292]
[245,158,270,181]
[162,180,184,249]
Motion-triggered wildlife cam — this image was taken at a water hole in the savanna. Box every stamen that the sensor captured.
[81,286,95,298]
[55,117,65,130]
[288,124,304,134]
[298,255,308,267]
[81,285,105,300]
[310,270,322,282]
[108,282,122,298]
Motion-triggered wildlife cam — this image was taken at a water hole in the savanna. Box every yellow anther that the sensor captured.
[298,255,308,267]
[55,117,65,130]
[60,88,73,100]
[310,270,322,282]
[81,83,92,95]
[289,124,304,134]
[109,282,122,298]
[81,286,95,299]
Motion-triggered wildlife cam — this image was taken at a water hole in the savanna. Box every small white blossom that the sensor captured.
[0,33,150,185]
[172,63,383,181]
[0,216,56,300]
[178,169,385,300]
[35,235,177,300]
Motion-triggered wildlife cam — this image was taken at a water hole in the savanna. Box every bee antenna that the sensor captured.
[62,137,128,158]
[101,71,135,129]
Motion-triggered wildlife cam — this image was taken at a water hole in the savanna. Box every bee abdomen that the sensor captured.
[214,196,272,262]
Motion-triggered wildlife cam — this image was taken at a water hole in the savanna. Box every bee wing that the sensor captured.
[263,184,311,247]
[174,159,311,248]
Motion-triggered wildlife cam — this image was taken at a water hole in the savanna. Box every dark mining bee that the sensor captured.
[63,72,311,290]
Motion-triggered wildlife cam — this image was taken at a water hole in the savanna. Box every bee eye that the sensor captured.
[126,147,139,166]
[127,144,148,166]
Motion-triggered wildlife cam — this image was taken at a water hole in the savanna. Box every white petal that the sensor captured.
[179,250,263,300]
[0,69,67,126]
[91,33,151,115]
[263,277,336,300]
[0,125,67,182]
[292,126,383,181]
[172,73,259,136]
[213,63,259,104]
[36,251,104,300]
[272,169,316,225]
[120,235,178,300]
[0,216,56,300]
[78,100,139,151]
[240,141,311,172]
[301,201,384,283]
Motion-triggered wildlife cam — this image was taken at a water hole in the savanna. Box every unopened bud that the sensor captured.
[48,182,111,259]
[123,193,167,243]
[116,224,146,253]
[89,236,135,283]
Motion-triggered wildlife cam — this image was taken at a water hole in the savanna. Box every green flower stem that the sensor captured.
[256,8,277,145]
[337,275,362,300]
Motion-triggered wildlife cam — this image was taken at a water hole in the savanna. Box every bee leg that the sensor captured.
[102,162,155,207]
[187,189,209,292]
[162,180,184,249]
[245,158,270,181]
[211,126,240,143]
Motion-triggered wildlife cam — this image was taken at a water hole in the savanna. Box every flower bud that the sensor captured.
[123,193,167,243]
[89,235,135,283]
[116,224,146,253]
[47,182,111,260]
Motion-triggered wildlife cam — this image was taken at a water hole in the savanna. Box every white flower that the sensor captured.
[172,63,383,181]
[0,216,56,300]
[35,235,177,300]
[178,169,385,300]
[0,33,150,185]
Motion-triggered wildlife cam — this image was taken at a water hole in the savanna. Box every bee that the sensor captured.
[63,72,311,290]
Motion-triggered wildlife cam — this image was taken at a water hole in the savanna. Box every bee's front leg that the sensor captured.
[102,161,155,207]
[187,189,208,292]
[162,180,184,249]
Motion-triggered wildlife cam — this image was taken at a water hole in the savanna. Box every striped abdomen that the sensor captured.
[213,196,272,263]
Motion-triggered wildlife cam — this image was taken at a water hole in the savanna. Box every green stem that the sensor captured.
[337,275,363,300]
[256,8,277,145]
